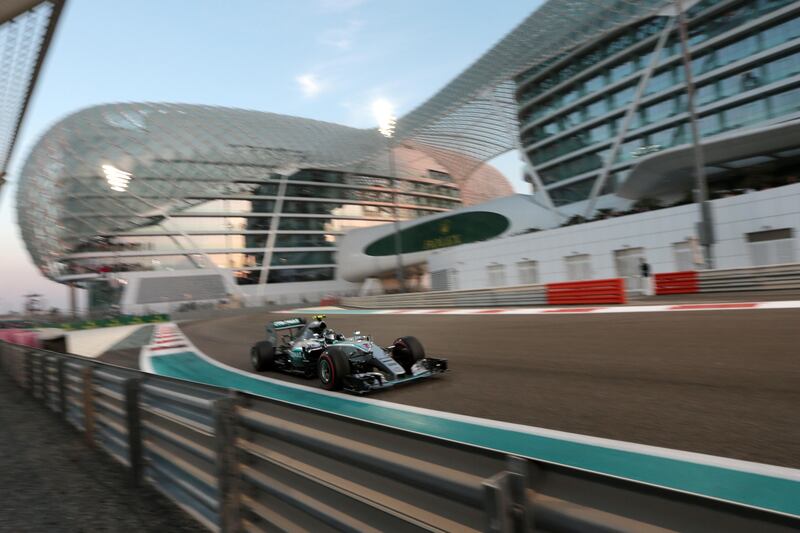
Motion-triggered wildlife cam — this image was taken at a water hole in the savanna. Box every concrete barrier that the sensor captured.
[546,278,626,305]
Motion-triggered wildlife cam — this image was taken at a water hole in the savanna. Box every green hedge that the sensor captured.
[59,314,170,331]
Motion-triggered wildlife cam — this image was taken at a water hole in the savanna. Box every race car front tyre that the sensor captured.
[251,341,275,371]
[318,348,349,391]
[392,335,425,373]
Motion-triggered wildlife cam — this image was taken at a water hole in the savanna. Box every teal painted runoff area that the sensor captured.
[150,351,800,517]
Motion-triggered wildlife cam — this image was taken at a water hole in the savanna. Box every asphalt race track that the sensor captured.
[179,308,800,469]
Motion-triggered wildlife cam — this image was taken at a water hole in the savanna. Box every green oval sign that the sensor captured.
[364,211,510,256]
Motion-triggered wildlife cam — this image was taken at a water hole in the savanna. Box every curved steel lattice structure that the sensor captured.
[394,0,671,176]
[17,103,511,282]
[0,0,66,188]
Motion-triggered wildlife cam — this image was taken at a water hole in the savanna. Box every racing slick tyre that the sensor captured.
[251,341,275,372]
[317,347,349,391]
[392,336,425,373]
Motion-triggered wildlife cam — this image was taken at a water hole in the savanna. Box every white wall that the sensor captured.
[337,194,558,282]
[118,269,358,313]
[237,279,358,307]
[118,269,240,315]
[428,184,800,290]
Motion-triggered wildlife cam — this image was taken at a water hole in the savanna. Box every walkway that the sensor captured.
[0,371,204,533]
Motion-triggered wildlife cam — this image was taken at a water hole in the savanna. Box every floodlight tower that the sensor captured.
[373,99,406,292]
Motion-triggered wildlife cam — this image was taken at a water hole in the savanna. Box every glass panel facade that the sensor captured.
[274,234,336,247]
[271,251,335,266]
[267,267,335,284]
[723,99,768,130]
[549,178,596,206]
[519,1,800,204]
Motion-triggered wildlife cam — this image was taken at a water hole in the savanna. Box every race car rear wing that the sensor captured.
[270,317,307,330]
[266,317,307,345]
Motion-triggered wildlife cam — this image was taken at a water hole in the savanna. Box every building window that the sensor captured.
[588,122,611,143]
[612,85,636,108]
[698,114,721,137]
[762,15,800,50]
[487,264,507,287]
[565,254,592,281]
[672,241,697,271]
[430,269,458,291]
[448,269,459,291]
[586,98,609,120]
[696,82,717,105]
[428,169,452,182]
[550,177,596,206]
[769,87,800,117]
[722,99,768,131]
[610,60,635,82]
[764,50,800,84]
[645,69,674,96]
[431,269,454,291]
[585,73,605,94]
[266,267,335,284]
[517,260,539,285]
[746,228,796,266]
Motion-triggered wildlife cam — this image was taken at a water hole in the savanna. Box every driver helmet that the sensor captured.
[324,329,337,343]
[308,320,327,336]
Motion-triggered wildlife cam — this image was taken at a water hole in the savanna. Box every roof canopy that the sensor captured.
[395,0,671,173]
[619,120,800,199]
[0,0,66,186]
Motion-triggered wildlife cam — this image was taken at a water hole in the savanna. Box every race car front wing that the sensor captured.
[342,357,448,394]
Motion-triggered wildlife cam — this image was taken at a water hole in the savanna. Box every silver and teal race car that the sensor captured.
[250,315,447,393]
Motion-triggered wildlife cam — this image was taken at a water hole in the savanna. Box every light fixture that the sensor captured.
[102,164,132,192]
[372,98,396,138]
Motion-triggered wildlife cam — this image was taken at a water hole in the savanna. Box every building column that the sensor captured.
[69,283,77,318]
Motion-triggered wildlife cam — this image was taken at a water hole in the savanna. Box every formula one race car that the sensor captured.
[249,315,447,393]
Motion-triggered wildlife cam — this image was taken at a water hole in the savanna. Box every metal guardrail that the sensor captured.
[655,263,800,295]
[697,262,800,292]
[1,341,798,532]
[352,264,800,308]
[343,284,548,309]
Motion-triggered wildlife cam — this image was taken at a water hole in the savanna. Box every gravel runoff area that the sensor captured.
[181,306,800,469]
[0,371,205,533]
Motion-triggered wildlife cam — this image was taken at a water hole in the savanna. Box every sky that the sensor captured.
[0,0,539,313]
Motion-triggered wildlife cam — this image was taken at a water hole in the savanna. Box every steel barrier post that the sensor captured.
[24,349,33,392]
[81,366,95,446]
[507,456,534,531]
[125,378,143,487]
[484,457,533,533]
[34,352,43,400]
[213,395,241,532]
[484,470,513,533]
[57,358,67,418]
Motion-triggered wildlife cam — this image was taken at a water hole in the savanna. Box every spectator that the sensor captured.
[639,258,652,296]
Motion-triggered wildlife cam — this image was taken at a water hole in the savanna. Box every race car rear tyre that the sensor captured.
[393,336,425,373]
[318,348,349,391]
[251,341,275,372]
